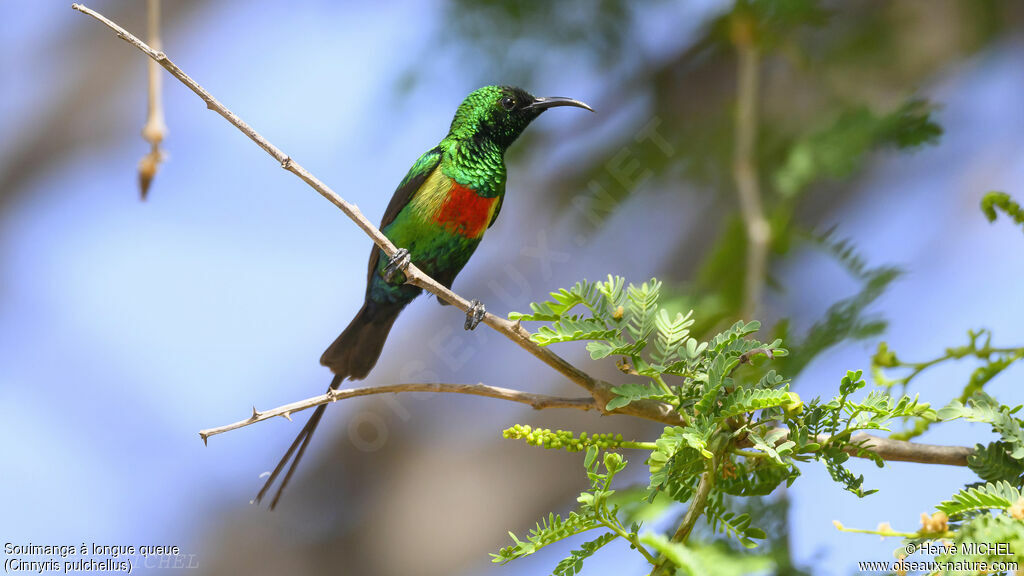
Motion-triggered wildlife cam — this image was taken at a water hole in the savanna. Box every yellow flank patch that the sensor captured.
[407,167,454,221]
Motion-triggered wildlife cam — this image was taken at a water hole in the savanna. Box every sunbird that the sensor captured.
[257,85,592,507]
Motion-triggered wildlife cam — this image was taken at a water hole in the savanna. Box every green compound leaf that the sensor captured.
[531,316,618,346]
[509,276,626,323]
[945,513,1024,567]
[706,500,767,549]
[651,308,696,366]
[968,442,1024,484]
[940,392,1024,458]
[937,481,1022,518]
[492,512,603,564]
[775,99,941,197]
[625,279,661,342]
[649,423,716,492]
[605,382,675,411]
[708,320,762,354]
[747,428,795,465]
[638,533,774,576]
[550,532,618,576]
[719,380,794,418]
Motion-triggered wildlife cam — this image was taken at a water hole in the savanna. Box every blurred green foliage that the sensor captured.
[981,192,1024,233]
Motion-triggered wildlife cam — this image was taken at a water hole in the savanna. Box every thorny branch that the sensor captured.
[197,375,974,469]
[73,3,976,471]
[199,382,597,443]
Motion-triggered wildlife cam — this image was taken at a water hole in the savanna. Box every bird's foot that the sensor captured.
[383,248,411,282]
[464,299,486,330]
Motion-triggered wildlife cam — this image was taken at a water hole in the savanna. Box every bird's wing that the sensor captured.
[488,181,505,229]
[367,146,443,283]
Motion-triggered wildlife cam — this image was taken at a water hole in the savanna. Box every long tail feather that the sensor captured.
[257,300,405,508]
[255,374,339,508]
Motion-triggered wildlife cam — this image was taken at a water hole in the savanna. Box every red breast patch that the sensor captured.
[434,181,497,238]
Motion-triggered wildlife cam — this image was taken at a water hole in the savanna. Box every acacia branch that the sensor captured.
[836,432,972,467]
[199,382,597,443]
[198,373,974,468]
[73,4,978,472]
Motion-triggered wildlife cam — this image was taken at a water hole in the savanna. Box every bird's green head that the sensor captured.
[447,85,592,149]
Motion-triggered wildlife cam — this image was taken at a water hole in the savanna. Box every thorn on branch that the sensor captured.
[250,406,261,420]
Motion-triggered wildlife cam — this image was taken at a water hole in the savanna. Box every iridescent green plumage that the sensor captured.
[257,85,592,508]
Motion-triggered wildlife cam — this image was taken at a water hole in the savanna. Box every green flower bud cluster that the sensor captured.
[503,424,625,452]
[603,452,623,471]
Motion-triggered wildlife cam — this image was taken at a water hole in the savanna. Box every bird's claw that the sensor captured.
[383,248,411,282]
[465,299,486,331]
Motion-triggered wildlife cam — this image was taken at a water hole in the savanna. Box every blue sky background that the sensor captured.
[2,2,1023,575]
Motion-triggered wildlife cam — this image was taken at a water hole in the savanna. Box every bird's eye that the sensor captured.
[500,96,516,110]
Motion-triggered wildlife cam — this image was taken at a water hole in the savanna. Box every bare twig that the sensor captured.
[72,3,979,471]
[730,14,770,319]
[138,0,166,199]
[199,382,597,443]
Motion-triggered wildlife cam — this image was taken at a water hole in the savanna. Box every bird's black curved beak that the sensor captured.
[526,96,594,112]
